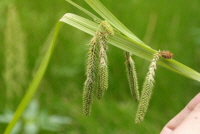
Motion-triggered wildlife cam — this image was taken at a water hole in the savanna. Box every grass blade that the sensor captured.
[3,22,62,134]
[85,0,149,48]
[60,13,200,82]
[66,0,102,23]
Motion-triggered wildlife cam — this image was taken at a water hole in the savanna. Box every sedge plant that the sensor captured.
[4,0,200,133]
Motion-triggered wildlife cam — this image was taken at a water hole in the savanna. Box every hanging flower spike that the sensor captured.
[83,20,114,114]
[97,37,108,99]
[83,36,99,116]
[96,21,114,99]
[125,51,140,102]
[135,51,161,124]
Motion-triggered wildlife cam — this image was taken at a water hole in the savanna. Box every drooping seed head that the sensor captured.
[83,35,99,116]
[135,51,160,124]
[125,52,140,102]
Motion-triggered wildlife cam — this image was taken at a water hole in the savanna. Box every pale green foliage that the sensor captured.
[125,52,140,102]
[60,13,200,82]
[135,51,160,124]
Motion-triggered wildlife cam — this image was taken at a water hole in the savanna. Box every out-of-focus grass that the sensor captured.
[1,0,200,133]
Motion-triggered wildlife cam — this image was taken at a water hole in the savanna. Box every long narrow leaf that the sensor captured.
[66,0,102,23]
[85,0,149,48]
[60,13,200,82]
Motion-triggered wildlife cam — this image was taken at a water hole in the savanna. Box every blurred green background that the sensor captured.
[1,0,200,133]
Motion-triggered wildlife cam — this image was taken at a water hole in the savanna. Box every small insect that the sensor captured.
[160,51,174,59]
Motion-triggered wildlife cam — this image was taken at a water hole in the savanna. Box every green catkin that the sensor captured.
[83,36,98,116]
[125,52,140,102]
[135,51,160,124]
[97,57,108,99]
[96,21,114,99]
[97,34,108,99]
[83,20,114,114]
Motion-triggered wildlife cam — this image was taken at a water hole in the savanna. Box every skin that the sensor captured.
[160,93,200,134]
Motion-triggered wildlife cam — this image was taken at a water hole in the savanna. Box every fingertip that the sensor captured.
[193,92,200,99]
[172,102,200,134]
[187,93,200,111]
[194,102,200,112]
[196,92,200,97]
[160,127,173,134]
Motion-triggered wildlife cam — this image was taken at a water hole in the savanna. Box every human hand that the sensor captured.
[160,93,200,134]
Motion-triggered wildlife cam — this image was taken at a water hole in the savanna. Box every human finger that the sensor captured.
[171,102,200,134]
[160,93,200,134]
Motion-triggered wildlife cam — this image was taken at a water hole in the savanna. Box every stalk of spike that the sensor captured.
[125,52,140,101]
[135,51,160,124]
